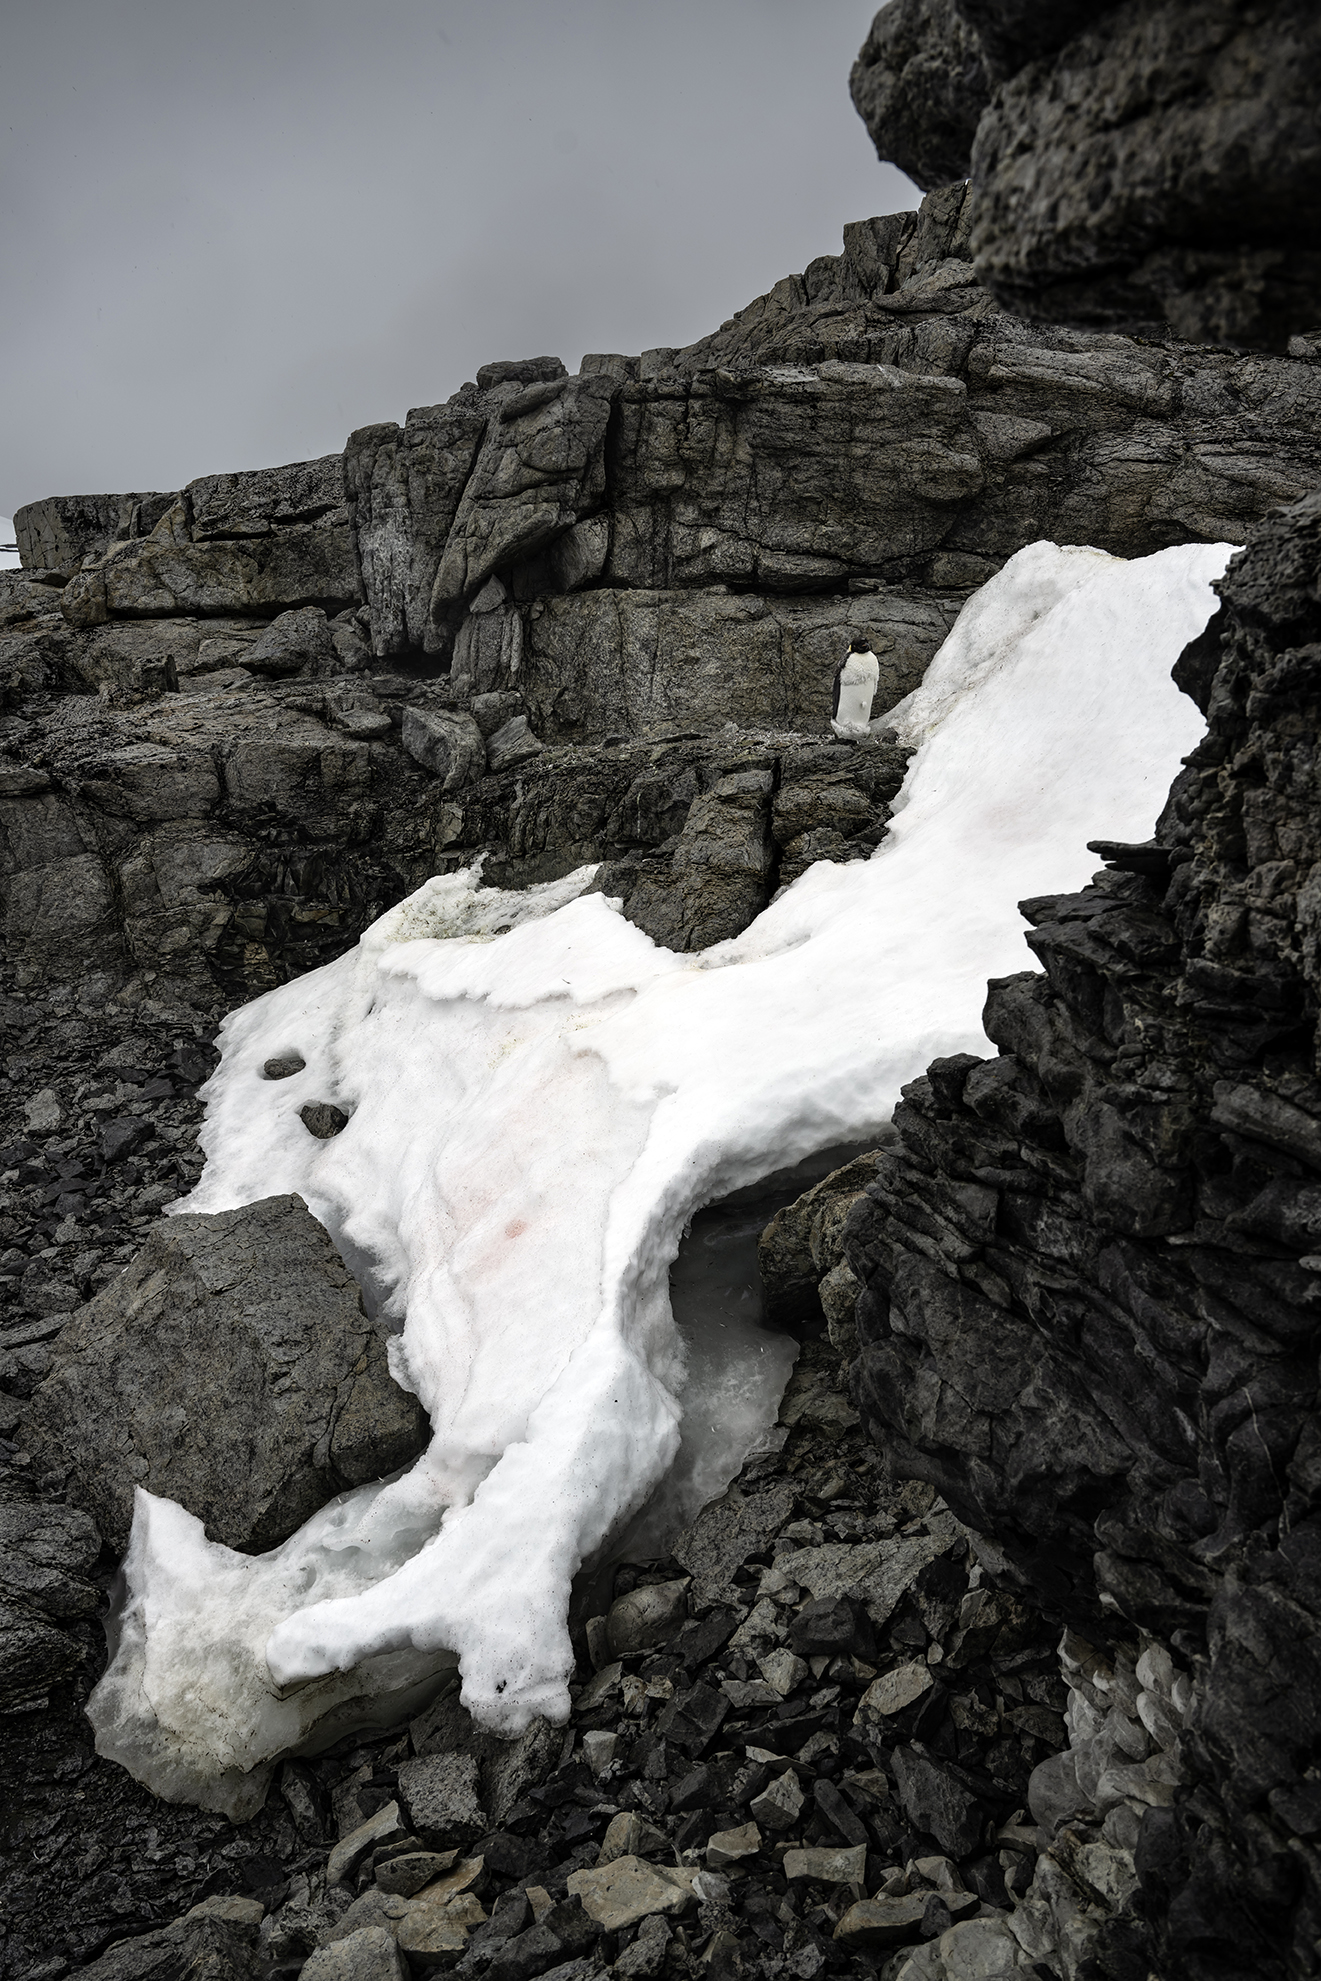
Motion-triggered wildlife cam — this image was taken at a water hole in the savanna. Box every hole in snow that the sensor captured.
[606,1136,878,1566]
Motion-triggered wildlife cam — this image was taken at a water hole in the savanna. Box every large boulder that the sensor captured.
[25,1194,430,1552]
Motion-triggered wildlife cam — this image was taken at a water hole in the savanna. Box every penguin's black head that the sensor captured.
[849,637,872,653]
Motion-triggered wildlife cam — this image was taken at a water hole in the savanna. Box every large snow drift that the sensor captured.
[88,540,1231,1815]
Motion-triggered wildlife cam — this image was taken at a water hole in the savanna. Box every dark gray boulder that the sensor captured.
[25,1193,429,1552]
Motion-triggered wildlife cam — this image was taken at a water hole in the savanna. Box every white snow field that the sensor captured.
[88,539,1232,1816]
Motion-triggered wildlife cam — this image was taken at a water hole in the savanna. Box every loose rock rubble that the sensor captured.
[0,1101,1081,1981]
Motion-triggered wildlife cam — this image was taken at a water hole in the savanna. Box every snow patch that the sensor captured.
[87,539,1231,1814]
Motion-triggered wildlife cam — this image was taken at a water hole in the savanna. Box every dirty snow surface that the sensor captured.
[89,540,1231,1815]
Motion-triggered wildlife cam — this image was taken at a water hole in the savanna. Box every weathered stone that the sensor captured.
[376,1851,458,1897]
[402,707,486,791]
[485,714,543,774]
[346,409,486,656]
[833,1895,930,1949]
[757,1648,809,1696]
[891,1747,984,1859]
[749,1771,805,1835]
[434,375,613,603]
[671,1481,798,1606]
[758,1154,884,1328]
[486,1895,600,1981]
[783,1843,867,1885]
[397,1754,487,1849]
[13,490,177,579]
[849,0,989,192]
[70,1914,263,1981]
[327,1801,409,1886]
[0,1494,100,1618]
[394,1908,470,1970]
[706,1823,762,1870]
[25,1195,429,1551]
[856,1660,935,1724]
[0,1593,85,1708]
[606,1578,690,1656]
[597,1811,670,1867]
[566,1857,696,1932]
[301,1925,408,1981]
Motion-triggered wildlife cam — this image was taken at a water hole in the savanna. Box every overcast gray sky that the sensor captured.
[2,1,914,517]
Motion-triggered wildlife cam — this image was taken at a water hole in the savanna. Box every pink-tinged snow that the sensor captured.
[88,539,1230,1816]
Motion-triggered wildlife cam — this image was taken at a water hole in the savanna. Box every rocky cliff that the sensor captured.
[6,182,1321,1008]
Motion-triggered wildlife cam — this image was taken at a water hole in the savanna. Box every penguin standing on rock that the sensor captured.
[831,635,880,740]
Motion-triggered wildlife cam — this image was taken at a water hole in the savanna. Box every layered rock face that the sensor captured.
[846,493,1321,1977]
[7,179,1319,1000]
[852,0,1321,350]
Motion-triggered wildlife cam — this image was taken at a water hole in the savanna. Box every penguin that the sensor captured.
[831,636,880,739]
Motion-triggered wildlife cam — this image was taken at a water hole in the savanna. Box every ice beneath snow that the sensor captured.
[88,539,1232,1816]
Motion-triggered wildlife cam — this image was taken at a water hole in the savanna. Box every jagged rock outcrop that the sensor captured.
[852,0,1321,351]
[845,491,1321,1977]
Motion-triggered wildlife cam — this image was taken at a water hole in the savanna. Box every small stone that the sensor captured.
[614,1913,673,1981]
[653,1681,728,1755]
[566,1856,699,1932]
[582,1729,617,1775]
[402,707,486,791]
[576,1660,622,1709]
[327,1801,408,1886]
[24,1089,62,1133]
[397,1753,486,1848]
[892,1746,983,1859]
[606,1578,691,1655]
[525,1887,554,1922]
[854,1660,933,1723]
[263,1055,306,1080]
[749,1770,805,1834]
[706,1822,762,1870]
[782,1844,867,1885]
[376,1850,458,1897]
[301,1925,408,1981]
[757,1648,808,1696]
[912,1855,964,1891]
[598,1811,670,1866]
[486,714,543,773]
[181,1894,266,1927]
[300,1101,349,1139]
[320,1891,414,1945]
[412,1857,486,1906]
[395,1910,470,1971]
[832,1895,929,1948]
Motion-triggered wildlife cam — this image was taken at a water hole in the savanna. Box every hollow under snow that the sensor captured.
[88,539,1232,1817]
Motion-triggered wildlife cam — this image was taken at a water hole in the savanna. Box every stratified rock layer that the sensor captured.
[846,491,1321,1977]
